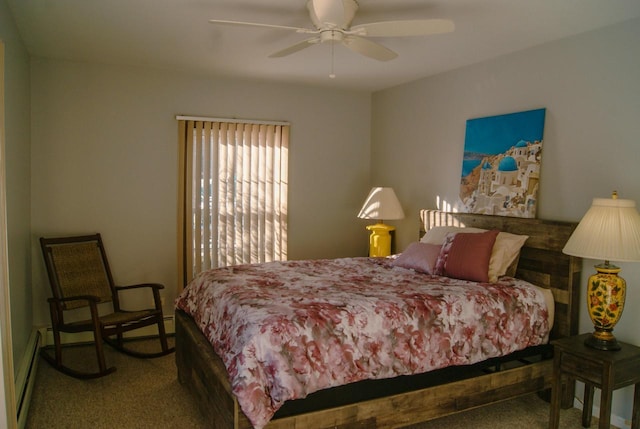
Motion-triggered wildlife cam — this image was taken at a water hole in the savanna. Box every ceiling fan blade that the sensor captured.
[269,37,321,58]
[209,19,315,34]
[351,19,455,37]
[343,36,397,61]
[310,0,345,27]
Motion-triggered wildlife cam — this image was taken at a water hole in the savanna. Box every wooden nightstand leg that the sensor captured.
[632,383,639,429]
[599,364,614,429]
[562,377,576,409]
[583,383,594,427]
[550,351,563,429]
[599,388,613,429]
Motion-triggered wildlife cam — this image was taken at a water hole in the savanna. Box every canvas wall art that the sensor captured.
[459,108,546,218]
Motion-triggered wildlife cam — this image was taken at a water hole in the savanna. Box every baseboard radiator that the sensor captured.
[15,329,41,429]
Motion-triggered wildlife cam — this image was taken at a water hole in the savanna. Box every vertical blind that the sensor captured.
[177,117,289,289]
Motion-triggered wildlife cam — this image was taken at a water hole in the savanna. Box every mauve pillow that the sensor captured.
[442,230,500,282]
[425,226,528,282]
[392,242,442,274]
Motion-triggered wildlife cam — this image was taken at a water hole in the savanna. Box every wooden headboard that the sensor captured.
[420,210,581,340]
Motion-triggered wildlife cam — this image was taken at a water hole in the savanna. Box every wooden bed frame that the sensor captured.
[176,210,582,429]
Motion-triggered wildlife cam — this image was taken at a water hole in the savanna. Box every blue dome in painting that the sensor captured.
[515,140,528,148]
[498,156,518,172]
[482,161,492,170]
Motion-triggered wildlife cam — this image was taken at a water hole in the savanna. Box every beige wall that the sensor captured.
[372,17,640,423]
[1,0,32,383]
[30,59,372,326]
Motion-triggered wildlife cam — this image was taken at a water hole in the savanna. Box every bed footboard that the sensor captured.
[176,309,567,429]
[176,309,250,428]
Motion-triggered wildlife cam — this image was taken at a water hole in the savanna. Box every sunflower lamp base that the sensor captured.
[585,263,625,351]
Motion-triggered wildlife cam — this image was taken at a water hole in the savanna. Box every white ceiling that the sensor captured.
[8,0,640,92]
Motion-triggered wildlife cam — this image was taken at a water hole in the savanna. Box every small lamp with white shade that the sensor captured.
[357,187,405,257]
[562,191,640,351]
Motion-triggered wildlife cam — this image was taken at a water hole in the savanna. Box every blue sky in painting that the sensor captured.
[461,108,546,177]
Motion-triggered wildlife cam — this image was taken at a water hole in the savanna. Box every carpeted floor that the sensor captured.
[25,338,604,429]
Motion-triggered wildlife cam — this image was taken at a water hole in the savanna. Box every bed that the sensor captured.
[175,210,582,429]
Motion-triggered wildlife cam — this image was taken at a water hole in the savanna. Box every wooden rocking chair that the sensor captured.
[40,233,174,379]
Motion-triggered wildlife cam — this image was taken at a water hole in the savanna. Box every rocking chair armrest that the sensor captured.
[113,283,165,312]
[114,283,165,292]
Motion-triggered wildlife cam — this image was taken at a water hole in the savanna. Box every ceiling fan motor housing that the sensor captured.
[320,30,345,43]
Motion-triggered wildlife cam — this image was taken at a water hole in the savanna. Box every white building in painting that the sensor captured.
[462,140,542,218]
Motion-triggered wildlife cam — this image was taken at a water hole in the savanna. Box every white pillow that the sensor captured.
[490,232,529,281]
[420,226,528,282]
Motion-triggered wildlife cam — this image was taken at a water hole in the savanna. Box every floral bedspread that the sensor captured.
[175,257,550,429]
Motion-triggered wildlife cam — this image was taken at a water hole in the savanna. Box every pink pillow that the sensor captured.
[436,230,500,282]
[392,242,442,274]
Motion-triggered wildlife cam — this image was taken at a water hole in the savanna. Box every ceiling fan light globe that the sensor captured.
[308,0,358,30]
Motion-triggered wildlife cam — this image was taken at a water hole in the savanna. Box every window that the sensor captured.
[177,117,289,288]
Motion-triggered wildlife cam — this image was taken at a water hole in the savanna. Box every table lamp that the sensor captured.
[562,191,640,350]
[358,187,405,257]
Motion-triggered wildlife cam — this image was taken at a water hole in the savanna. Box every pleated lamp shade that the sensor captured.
[563,194,640,262]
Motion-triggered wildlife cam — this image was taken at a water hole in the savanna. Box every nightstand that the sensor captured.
[549,333,640,429]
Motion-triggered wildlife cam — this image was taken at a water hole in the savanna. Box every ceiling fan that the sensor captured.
[209,0,455,63]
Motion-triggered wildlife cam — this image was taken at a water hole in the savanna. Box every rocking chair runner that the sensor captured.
[40,233,174,379]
